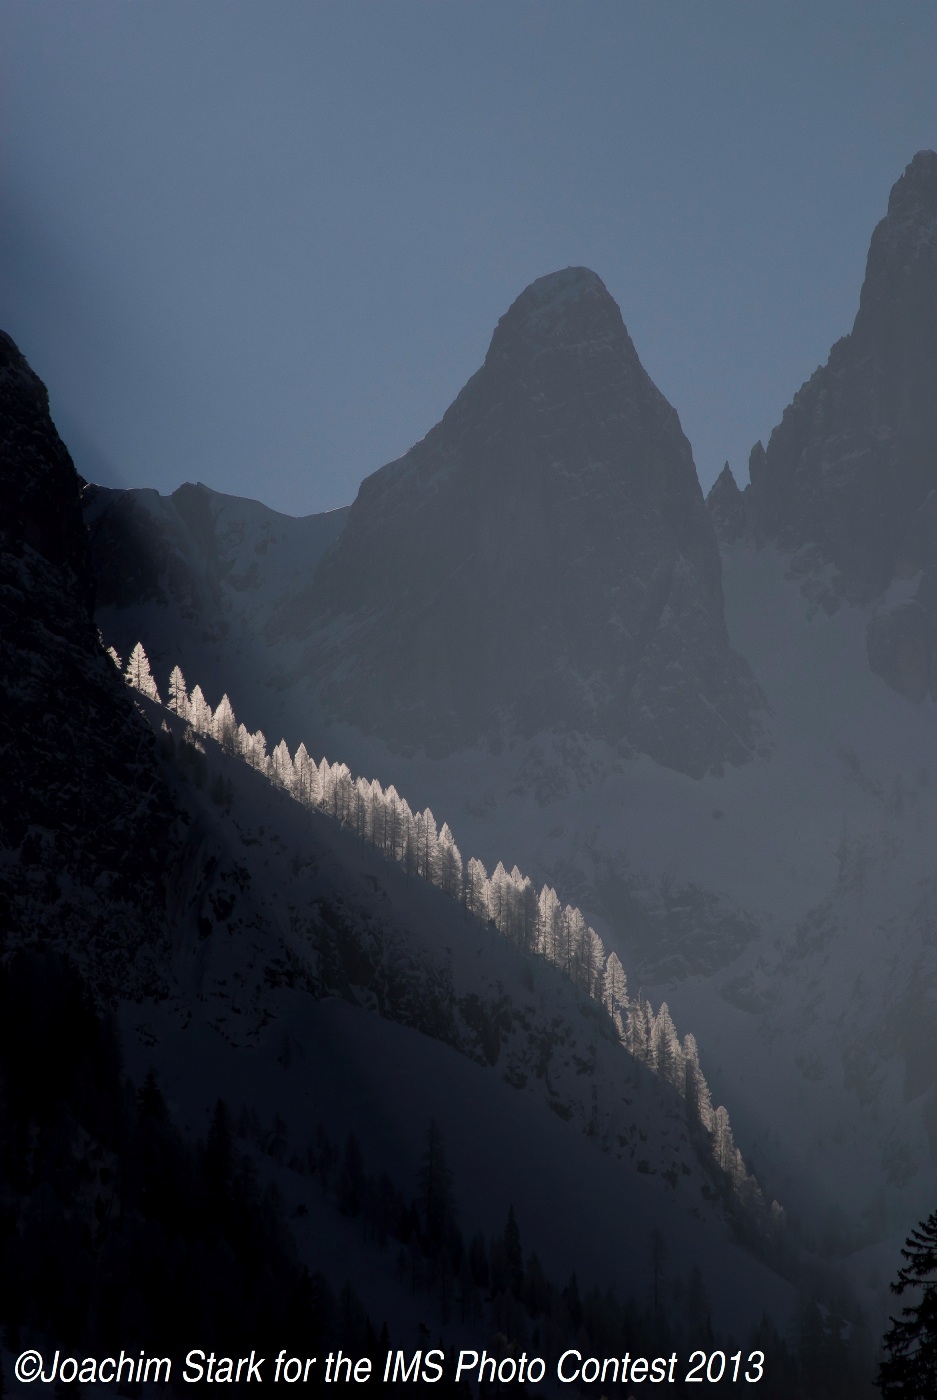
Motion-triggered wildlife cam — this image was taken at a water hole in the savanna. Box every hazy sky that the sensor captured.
[2,3,935,516]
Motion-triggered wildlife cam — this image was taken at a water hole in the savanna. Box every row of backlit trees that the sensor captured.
[116,641,778,1218]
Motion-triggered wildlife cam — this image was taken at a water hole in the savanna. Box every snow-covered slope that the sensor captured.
[256,540,937,1260]
[120,695,798,1343]
[111,531,937,1306]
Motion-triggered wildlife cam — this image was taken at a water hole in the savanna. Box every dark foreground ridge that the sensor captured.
[0,330,175,988]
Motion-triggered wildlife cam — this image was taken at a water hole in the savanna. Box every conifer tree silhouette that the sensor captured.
[879,1209,937,1396]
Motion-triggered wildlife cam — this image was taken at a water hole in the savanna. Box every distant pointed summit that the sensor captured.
[706,463,746,544]
[287,270,764,775]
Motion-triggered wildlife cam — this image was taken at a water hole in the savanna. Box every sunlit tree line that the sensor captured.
[116,641,779,1224]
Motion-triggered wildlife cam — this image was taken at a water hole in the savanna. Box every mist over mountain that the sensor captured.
[289,268,765,776]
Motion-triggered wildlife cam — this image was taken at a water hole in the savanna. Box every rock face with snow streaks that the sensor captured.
[297,268,764,775]
[743,151,937,694]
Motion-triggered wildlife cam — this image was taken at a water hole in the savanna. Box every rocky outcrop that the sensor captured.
[292,268,764,775]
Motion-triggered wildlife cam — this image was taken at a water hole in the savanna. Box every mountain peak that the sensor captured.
[503,265,609,317]
[484,266,630,367]
[296,274,765,774]
[524,264,605,296]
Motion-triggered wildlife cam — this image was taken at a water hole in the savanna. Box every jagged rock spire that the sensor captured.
[746,152,937,605]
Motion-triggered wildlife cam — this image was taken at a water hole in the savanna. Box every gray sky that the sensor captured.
[2,2,935,516]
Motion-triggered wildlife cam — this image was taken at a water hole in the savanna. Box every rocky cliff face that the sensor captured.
[743,151,937,694]
[0,332,175,991]
[292,268,764,776]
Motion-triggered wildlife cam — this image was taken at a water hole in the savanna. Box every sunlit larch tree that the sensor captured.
[579,925,606,1000]
[436,823,464,901]
[683,1034,715,1133]
[124,641,161,702]
[515,873,539,953]
[271,738,293,789]
[369,779,388,853]
[712,1105,736,1174]
[653,1004,685,1094]
[398,798,417,873]
[211,695,239,755]
[626,997,654,1064]
[246,729,269,772]
[415,808,440,884]
[487,862,510,931]
[382,785,401,860]
[563,906,586,981]
[603,951,628,1036]
[293,742,319,805]
[167,664,188,717]
[187,683,212,734]
[465,858,489,919]
[537,885,563,965]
